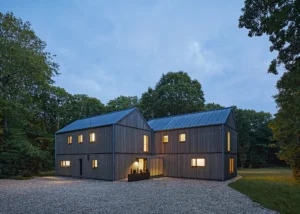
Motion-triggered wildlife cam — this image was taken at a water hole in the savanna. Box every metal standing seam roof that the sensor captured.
[56,108,136,134]
[147,108,232,131]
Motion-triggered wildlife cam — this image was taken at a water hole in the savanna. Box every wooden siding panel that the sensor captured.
[56,126,113,155]
[115,125,152,154]
[224,154,237,180]
[154,125,222,154]
[226,112,236,130]
[224,126,238,154]
[117,110,151,130]
[56,154,113,180]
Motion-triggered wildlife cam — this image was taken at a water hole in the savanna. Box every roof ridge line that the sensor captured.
[147,107,232,122]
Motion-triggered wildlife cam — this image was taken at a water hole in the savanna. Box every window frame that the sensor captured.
[179,133,186,143]
[143,135,149,152]
[92,160,98,168]
[67,136,72,145]
[90,133,96,143]
[60,160,71,167]
[78,135,83,144]
[229,158,234,173]
[191,158,205,168]
[162,135,168,143]
[227,132,231,152]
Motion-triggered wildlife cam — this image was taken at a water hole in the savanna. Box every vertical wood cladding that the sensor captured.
[226,112,236,130]
[154,125,223,154]
[224,154,237,180]
[115,125,152,154]
[224,125,238,154]
[56,126,113,155]
[117,110,151,130]
[55,154,113,180]
[149,158,163,176]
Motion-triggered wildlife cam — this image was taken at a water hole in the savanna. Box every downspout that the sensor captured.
[221,124,225,181]
[112,124,115,181]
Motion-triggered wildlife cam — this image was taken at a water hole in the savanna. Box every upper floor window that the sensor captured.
[92,160,98,168]
[163,135,168,143]
[61,160,70,167]
[90,133,96,142]
[191,158,205,167]
[227,132,231,151]
[143,135,149,152]
[78,135,83,144]
[68,136,72,144]
[230,158,234,173]
[179,133,186,142]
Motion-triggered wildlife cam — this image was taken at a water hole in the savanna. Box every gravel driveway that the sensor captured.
[0,176,276,214]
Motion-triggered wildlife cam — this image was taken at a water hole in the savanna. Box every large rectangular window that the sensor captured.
[68,136,72,144]
[191,158,205,167]
[78,135,83,144]
[230,158,234,173]
[179,133,186,142]
[90,133,96,142]
[163,135,168,143]
[92,160,98,168]
[61,160,71,167]
[143,135,149,152]
[227,132,231,151]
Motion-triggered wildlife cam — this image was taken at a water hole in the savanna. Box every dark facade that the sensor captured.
[55,107,237,181]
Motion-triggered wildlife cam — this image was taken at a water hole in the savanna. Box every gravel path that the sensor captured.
[0,176,276,214]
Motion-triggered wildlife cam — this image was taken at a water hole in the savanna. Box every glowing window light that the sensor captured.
[68,136,72,144]
[227,132,231,151]
[191,158,205,167]
[179,134,186,142]
[78,135,83,144]
[143,135,148,152]
[92,160,98,168]
[230,158,234,173]
[163,135,168,143]
[61,160,71,167]
[90,133,96,142]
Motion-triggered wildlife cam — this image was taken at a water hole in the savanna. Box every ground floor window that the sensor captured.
[230,158,234,173]
[191,158,205,167]
[92,160,98,168]
[61,160,70,167]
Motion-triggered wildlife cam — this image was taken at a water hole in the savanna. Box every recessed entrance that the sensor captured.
[79,159,82,176]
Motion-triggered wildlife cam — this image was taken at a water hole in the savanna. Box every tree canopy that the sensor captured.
[239,0,300,180]
[106,96,138,113]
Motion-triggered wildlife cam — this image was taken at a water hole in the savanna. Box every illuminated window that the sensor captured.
[227,132,231,151]
[179,133,186,142]
[68,136,72,144]
[143,135,149,152]
[60,160,71,167]
[191,158,205,167]
[230,158,234,173]
[90,133,96,142]
[78,135,83,144]
[163,135,168,143]
[92,160,98,168]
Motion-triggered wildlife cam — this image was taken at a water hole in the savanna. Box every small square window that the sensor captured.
[191,158,205,167]
[179,134,186,142]
[61,160,71,167]
[90,133,96,142]
[92,160,98,168]
[163,135,168,143]
[68,136,72,144]
[78,135,83,144]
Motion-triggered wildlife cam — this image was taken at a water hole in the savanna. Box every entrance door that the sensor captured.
[138,158,148,173]
[79,159,82,176]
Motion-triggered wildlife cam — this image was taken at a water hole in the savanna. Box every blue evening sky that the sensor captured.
[1,0,280,114]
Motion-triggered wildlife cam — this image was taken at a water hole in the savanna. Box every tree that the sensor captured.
[140,71,205,120]
[205,103,225,111]
[106,96,138,113]
[239,0,300,180]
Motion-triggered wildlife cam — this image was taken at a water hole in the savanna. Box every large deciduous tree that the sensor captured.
[140,71,205,120]
[106,96,138,113]
[239,0,300,180]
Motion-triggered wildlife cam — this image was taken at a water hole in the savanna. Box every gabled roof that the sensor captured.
[56,108,136,134]
[147,108,232,131]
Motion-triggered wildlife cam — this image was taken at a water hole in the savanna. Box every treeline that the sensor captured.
[0,12,282,178]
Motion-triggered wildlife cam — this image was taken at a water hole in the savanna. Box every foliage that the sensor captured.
[239,0,300,179]
[204,103,224,111]
[140,71,205,120]
[229,168,300,213]
[106,96,138,113]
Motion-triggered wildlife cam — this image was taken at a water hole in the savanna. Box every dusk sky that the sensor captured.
[2,0,281,114]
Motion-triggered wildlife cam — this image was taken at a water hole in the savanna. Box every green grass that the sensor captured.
[228,168,300,214]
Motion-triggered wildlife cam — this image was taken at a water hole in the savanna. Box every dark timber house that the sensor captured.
[55,107,237,181]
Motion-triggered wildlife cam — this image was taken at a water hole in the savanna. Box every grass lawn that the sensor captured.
[228,168,300,213]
